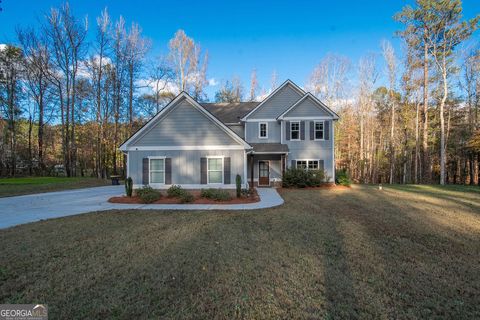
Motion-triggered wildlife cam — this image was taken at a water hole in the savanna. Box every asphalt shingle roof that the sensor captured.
[201,102,259,124]
[249,143,289,153]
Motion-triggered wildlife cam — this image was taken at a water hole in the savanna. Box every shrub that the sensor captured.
[179,191,195,203]
[200,188,232,201]
[167,185,185,198]
[282,168,325,188]
[235,174,242,198]
[136,186,161,204]
[336,169,351,186]
[125,177,133,197]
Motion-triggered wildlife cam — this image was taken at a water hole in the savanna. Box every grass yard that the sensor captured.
[1,185,479,319]
[0,177,109,197]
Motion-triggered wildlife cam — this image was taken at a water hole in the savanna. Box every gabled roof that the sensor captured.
[201,102,259,124]
[276,93,339,120]
[240,79,305,121]
[119,92,252,151]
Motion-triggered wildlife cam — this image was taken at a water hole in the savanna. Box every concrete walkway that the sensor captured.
[0,186,284,229]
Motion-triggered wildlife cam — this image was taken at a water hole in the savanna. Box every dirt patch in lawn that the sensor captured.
[108,189,260,205]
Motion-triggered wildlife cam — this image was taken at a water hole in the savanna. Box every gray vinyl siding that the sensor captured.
[247,154,282,180]
[284,120,335,181]
[248,84,303,119]
[130,98,239,147]
[227,124,245,139]
[284,96,331,117]
[245,121,281,143]
[128,149,245,188]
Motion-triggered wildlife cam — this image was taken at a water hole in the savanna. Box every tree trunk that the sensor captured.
[422,37,430,183]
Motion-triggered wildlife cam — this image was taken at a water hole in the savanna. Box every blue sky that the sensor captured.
[1,0,479,100]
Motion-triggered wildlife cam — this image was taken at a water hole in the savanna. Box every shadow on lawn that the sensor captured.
[336,188,480,319]
[385,184,480,213]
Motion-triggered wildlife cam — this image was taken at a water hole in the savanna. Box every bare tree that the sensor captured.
[249,68,258,101]
[125,22,150,132]
[270,69,278,91]
[149,56,174,112]
[382,40,398,184]
[17,28,53,173]
[307,53,350,109]
[0,45,23,176]
[43,3,88,176]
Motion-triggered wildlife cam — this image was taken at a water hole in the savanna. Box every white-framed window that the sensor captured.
[207,157,223,184]
[315,121,324,140]
[149,157,165,184]
[296,160,319,170]
[290,121,300,140]
[259,122,268,139]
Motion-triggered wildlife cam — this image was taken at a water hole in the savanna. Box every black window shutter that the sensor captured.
[325,121,330,140]
[310,121,314,140]
[142,158,149,185]
[165,158,172,184]
[291,160,296,168]
[300,121,305,140]
[319,160,325,171]
[224,157,231,184]
[286,121,290,140]
[200,157,207,184]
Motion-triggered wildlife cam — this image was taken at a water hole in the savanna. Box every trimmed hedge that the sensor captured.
[136,186,161,203]
[200,188,232,201]
[282,168,325,188]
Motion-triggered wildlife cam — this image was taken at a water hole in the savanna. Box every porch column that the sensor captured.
[249,154,254,189]
[281,154,285,177]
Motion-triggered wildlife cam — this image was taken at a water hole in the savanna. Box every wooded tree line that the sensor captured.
[1,0,479,185]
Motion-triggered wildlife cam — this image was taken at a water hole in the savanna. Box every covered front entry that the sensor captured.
[247,143,289,188]
[258,161,270,186]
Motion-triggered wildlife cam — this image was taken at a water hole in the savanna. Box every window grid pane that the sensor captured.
[151,171,164,183]
[150,159,164,171]
[208,158,222,170]
[315,122,324,140]
[208,171,222,183]
[291,122,300,140]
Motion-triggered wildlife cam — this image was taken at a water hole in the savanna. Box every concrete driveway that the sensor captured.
[0,186,283,229]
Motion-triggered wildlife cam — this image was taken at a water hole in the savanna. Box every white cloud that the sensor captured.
[0,44,7,51]
[208,78,218,86]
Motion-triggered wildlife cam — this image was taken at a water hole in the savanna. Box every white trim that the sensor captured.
[240,80,305,121]
[332,122,336,183]
[243,151,248,189]
[281,116,334,120]
[290,121,300,141]
[252,152,289,155]
[244,118,276,122]
[148,156,166,185]
[280,121,284,144]
[258,122,268,139]
[207,156,224,185]
[126,153,129,178]
[125,145,245,151]
[119,92,252,151]
[294,159,321,171]
[314,120,325,141]
[276,93,340,120]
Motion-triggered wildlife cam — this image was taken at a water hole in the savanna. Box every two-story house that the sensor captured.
[119,80,339,189]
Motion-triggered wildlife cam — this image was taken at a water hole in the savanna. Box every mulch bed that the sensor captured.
[108,189,260,205]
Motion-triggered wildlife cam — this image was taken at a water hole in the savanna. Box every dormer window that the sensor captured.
[259,122,268,138]
[290,121,300,140]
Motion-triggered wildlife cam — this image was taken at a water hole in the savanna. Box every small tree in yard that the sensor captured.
[236,174,241,198]
[125,177,133,197]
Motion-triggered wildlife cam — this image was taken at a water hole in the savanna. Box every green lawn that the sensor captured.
[0,177,109,197]
[1,185,479,319]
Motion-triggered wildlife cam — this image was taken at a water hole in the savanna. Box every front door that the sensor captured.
[258,161,270,186]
